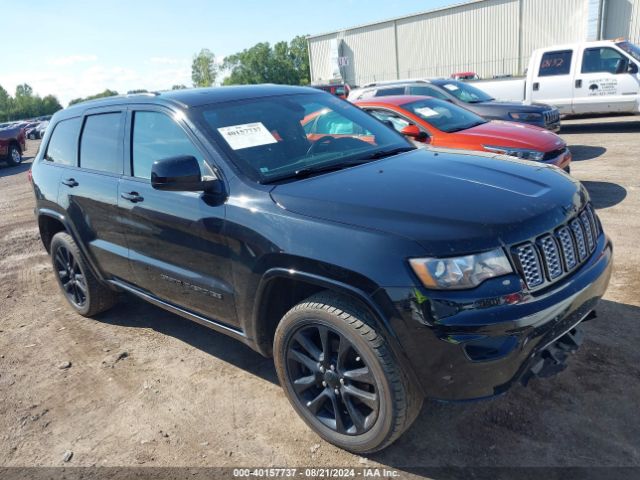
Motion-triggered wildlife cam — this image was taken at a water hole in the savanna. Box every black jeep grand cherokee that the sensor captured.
[31,85,612,453]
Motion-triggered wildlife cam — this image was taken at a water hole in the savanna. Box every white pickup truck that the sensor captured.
[470,40,640,115]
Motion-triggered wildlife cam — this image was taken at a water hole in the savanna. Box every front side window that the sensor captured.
[582,47,628,74]
[433,81,493,103]
[367,109,411,133]
[402,98,487,133]
[194,92,411,183]
[45,117,82,165]
[132,111,209,180]
[539,50,573,76]
[80,113,123,174]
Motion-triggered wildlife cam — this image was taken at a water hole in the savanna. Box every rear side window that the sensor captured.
[132,111,207,180]
[45,117,82,165]
[80,113,123,174]
[539,50,573,76]
[408,85,449,100]
[374,87,405,96]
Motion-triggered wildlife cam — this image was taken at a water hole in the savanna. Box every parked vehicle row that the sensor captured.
[31,85,611,453]
[348,79,561,132]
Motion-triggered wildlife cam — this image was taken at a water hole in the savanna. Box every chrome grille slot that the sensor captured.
[511,204,600,291]
[556,226,577,270]
[580,211,595,252]
[586,204,599,236]
[514,243,544,288]
[539,235,562,279]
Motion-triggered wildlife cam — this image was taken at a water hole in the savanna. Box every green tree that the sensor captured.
[191,49,217,87]
[0,83,62,121]
[222,35,310,86]
[171,84,188,90]
[68,89,119,106]
[127,89,148,94]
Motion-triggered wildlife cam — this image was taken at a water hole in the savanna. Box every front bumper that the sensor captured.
[380,234,612,401]
[544,149,572,171]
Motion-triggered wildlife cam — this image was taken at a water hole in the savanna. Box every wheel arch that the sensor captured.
[37,208,108,285]
[251,268,399,358]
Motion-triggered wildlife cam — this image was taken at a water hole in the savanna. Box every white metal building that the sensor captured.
[307,0,640,86]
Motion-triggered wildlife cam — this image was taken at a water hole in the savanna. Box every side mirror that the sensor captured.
[628,62,639,74]
[151,155,221,193]
[400,124,429,143]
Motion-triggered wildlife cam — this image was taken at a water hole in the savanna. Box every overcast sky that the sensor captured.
[1,0,459,106]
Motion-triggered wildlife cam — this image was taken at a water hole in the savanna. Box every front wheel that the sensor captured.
[7,144,22,166]
[273,292,422,453]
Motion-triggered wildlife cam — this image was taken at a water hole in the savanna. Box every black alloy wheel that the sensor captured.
[53,244,88,308]
[286,323,380,435]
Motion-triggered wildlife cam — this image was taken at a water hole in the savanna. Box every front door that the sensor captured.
[573,46,640,114]
[117,108,237,327]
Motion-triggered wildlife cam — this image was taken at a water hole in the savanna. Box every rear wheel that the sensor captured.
[7,144,22,166]
[273,292,422,453]
[50,232,117,316]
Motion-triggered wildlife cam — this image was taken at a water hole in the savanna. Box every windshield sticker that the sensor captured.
[443,84,459,91]
[414,107,439,118]
[217,122,277,150]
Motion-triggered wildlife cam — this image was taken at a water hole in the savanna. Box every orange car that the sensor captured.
[354,95,571,172]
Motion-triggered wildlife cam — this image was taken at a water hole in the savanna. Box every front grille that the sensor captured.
[543,109,560,126]
[543,147,567,161]
[512,204,600,291]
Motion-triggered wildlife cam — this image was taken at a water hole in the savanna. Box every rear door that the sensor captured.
[529,49,575,113]
[572,45,640,114]
[57,109,131,280]
[117,106,238,327]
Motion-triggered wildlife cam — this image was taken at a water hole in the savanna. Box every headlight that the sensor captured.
[409,248,513,290]
[508,112,543,121]
[483,145,544,162]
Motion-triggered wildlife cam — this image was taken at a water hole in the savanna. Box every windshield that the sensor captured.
[435,80,494,103]
[194,92,411,183]
[402,98,488,133]
[617,41,640,62]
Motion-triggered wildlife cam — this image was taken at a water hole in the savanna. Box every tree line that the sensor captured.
[0,84,63,122]
[7,34,311,112]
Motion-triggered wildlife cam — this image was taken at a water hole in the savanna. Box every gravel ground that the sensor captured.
[0,116,638,477]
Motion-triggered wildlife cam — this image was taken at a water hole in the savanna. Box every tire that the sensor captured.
[50,232,117,316]
[7,144,22,166]
[273,291,423,453]
[28,133,35,140]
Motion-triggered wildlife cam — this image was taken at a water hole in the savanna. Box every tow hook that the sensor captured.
[521,326,584,386]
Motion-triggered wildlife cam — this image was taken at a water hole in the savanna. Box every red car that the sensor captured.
[354,95,571,172]
[0,124,26,166]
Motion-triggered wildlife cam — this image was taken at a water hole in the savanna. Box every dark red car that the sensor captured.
[0,124,26,166]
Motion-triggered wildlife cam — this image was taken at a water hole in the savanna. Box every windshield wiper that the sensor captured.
[262,160,370,184]
[354,146,415,161]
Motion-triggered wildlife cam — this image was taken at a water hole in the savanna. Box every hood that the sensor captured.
[451,121,566,152]
[478,100,553,112]
[271,149,588,255]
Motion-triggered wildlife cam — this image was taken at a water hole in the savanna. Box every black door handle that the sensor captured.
[533,82,540,91]
[575,79,582,88]
[121,191,144,203]
[61,178,78,187]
